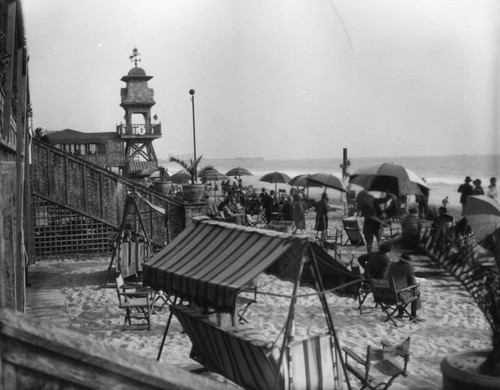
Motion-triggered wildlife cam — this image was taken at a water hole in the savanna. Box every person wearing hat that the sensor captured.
[386,252,423,322]
[400,206,422,250]
[357,241,393,279]
[457,176,473,214]
[472,179,484,196]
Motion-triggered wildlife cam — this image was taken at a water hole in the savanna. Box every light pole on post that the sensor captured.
[189,89,197,161]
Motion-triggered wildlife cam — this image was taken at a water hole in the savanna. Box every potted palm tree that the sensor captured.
[422,224,500,389]
[169,155,205,202]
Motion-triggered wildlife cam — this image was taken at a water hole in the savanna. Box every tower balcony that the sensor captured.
[116,123,162,139]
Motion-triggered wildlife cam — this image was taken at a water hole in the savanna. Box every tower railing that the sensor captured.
[116,123,161,137]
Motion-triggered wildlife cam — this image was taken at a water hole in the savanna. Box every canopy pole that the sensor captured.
[273,246,307,390]
[105,194,135,285]
[157,296,179,361]
[308,246,352,390]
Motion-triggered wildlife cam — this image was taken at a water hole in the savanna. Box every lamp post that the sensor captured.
[189,89,197,161]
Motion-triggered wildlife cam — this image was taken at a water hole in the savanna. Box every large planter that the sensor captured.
[441,350,500,390]
[153,181,173,195]
[182,184,205,203]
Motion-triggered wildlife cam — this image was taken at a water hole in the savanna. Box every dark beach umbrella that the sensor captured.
[289,174,323,197]
[170,170,191,184]
[289,174,322,188]
[259,171,291,192]
[226,167,253,178]
[307,173,346,192]
[199,168,230,182]
[349,162,429,197]
[465,195,500,243]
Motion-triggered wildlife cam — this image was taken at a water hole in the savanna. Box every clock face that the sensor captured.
[138,126,146,135]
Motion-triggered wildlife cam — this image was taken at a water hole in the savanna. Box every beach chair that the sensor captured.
[236,280,258,324]
[170,304,340,390]
[351,265,372,314]
[343,337,411,390]
[342,218,365,247]
[370,276,419,327]
[115,273,151,330]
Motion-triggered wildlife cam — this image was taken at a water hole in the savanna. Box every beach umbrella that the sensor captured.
[349,162,429,197]
[199,168,229,182]
[170,170,191,184]
[226,167,253,178]
[259,171,291,192]
[289,174,323,197]
[307,173,346,192]
[288,174,322,188]
[464,195,500,243]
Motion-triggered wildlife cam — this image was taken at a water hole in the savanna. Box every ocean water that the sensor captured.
[159,154,500,207]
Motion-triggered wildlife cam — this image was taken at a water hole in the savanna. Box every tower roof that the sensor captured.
[121,67,153,82]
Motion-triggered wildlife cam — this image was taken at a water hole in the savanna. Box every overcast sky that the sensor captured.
[23,0,500,160]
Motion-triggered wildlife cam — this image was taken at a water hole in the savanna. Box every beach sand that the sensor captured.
[26,206,492,390]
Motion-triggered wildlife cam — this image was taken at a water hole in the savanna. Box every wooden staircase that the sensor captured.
[30,139,185,260]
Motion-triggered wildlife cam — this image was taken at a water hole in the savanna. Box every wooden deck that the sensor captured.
[25,257,110,325]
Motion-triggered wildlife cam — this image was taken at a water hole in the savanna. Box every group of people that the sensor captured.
[458,176,498,213]
[204,186,307,230]
[358,242,423,321]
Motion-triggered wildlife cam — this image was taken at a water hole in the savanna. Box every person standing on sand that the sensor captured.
[293,193,306,233]
[472,179,484,196]
[361,192,390,253]
[487,177,498,201]
[315,192,329,241]
[457,176,473,214]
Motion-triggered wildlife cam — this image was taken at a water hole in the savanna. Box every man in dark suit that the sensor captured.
[358,241,393,279]
[386,253,424,322]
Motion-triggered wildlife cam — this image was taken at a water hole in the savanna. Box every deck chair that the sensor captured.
[235,279,258,324]
[115,273,151,330]
[370,277,419,327]
[351,265,372,314]
[170,304,340,390]
[342,218,365,246]
[343,337,411,390]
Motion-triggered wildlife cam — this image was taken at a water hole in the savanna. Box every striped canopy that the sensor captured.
[143,219,357,311]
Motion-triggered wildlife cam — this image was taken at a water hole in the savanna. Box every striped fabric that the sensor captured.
[170,305,340,390]
[170,305,281,390]
[288,334,338,390]
[143,220,307,312]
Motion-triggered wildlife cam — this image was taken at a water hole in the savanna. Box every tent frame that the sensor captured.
[151,221,356,389]
[105,191,155,285]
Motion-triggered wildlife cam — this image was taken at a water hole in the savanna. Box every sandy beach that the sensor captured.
[26,207,492,390]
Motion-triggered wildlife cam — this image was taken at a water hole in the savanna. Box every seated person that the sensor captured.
[223,196,245,225]
[357,241,393,279]
[204,193,218,218]
[400,206,422,249]
[386,253,423,321]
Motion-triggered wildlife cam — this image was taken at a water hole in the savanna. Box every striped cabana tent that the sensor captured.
[143,218,358,312]
[143,218,359,390]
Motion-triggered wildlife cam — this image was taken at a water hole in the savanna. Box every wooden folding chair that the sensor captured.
[342,218,365,246]
[370,276,419,327]
[343,337,411,390]
[115,273,151,330]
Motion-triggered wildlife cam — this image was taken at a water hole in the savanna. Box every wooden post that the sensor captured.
[15,45,28,311]
[339,148,351,215]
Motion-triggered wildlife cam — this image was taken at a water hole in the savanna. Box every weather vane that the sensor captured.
[129,47,141,67]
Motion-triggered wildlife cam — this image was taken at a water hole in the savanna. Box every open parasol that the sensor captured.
[306,173,346,192]
[349,162,429,197]
[259,171,291,192]
[464,195,500,243]
[226,167,253,178]
[199,168,230,182]
[170,170,191,185]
